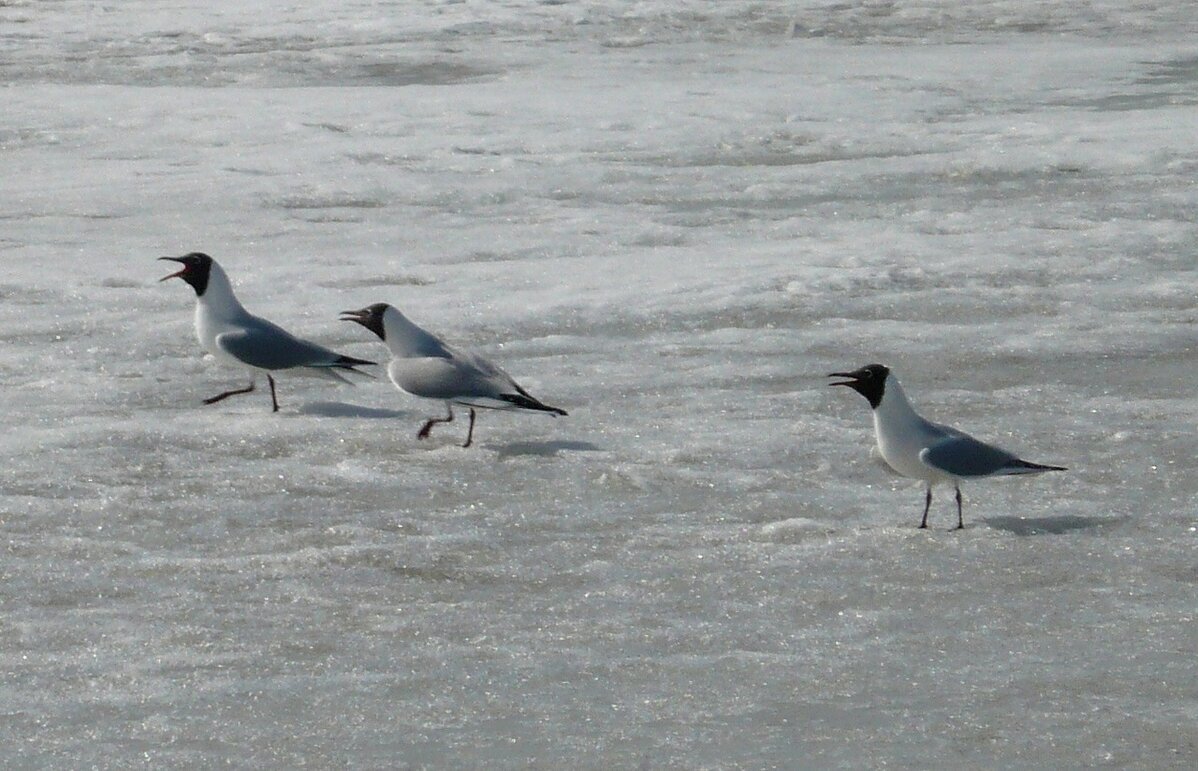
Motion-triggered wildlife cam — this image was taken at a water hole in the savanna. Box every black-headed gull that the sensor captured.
[340,303,566,448]
[159,252,375,412]
[830,363,1065,529]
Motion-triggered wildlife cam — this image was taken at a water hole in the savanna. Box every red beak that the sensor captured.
[158,256,187,282]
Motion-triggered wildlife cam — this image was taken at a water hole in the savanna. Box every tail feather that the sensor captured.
[335,354,376,368]
[1003,458,1067,474]
[335,354,377,379]
[321,367,354,385]
[309,355,376,383]
[499,392,568,416]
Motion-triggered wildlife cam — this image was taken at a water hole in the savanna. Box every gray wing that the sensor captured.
[389,354,511,400]
[390,351,566,414]
[451,345,515,383]
[919,434,1020,478]
[216,323,341,371]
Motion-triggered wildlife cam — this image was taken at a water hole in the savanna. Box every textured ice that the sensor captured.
[1,1,1196,767]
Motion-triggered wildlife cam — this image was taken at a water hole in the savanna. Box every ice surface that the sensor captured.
[1,1,1196,767]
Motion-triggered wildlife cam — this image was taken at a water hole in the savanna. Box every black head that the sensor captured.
[339,303,389,341]
[828,363,890,409]
[158,252,213,296]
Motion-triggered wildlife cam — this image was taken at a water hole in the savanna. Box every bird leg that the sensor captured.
[267,374,279,413]
[417,405,454,440]
[203,382,255,405]
[461,408,477,448]
[919,486,932,529]
[954,485,964,530]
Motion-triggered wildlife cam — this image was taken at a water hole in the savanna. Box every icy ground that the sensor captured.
[1,0,1196,767]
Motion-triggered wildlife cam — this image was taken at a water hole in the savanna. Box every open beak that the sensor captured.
[339,309,368,325]
[828,371,863,388]
[158,256,187,282]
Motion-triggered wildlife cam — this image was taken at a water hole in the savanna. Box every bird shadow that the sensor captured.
[492,439,602,459]
[984,514,1122,536]
[295,401,408,419]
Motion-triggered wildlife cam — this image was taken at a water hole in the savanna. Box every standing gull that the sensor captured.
[829,364,1065,529]
[340,303,567,448]
[159,252,375,412]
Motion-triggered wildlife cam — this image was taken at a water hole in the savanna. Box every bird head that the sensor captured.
[158,252,213,296]
[828,363,890,409]
[339,303,390,341]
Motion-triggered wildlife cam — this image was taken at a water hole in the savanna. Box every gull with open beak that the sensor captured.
[341,302,566,448]
[159,252,375,412]
[830,363,1066,529]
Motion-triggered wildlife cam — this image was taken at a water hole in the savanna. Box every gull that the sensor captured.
[159,252,375,412]
[829,363,1065,529]
[340,303,567,447]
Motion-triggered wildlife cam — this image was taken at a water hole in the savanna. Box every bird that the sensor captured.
[340,302,567,448]
[829,363,1066,529]
[159,252,375,412]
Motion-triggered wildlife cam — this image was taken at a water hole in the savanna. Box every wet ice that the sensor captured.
[1,1,1196,767]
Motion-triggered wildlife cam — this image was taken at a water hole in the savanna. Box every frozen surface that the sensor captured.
[1,1,1196,767]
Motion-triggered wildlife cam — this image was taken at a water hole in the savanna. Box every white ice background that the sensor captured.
[1,0,1196,766]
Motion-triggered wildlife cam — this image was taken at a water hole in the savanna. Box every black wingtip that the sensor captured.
[1016,460,1068,472]
[500,393,568,415]
[336,355,377,368]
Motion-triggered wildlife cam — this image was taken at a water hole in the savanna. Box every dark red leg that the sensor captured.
[267,374,279,413]
[417,405,454,440]
[461,408,477,448]
[919,487,932,529]
[203,382,255,405]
